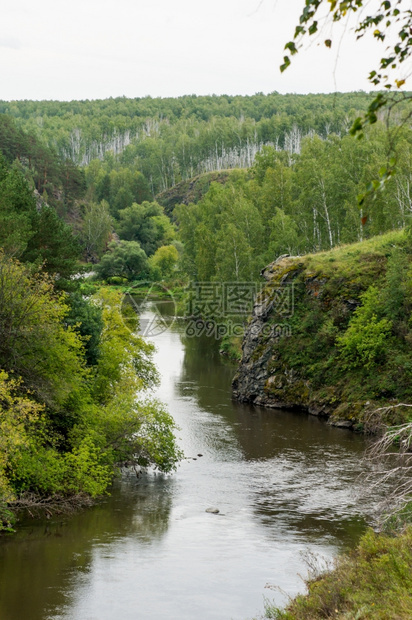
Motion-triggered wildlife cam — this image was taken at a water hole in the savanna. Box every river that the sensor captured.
[0,301,379,620]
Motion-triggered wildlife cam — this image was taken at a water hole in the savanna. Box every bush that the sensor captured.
[94,240,150,281]
[337,285,392,369]
[149,244,179,280]
[107,275,128,285]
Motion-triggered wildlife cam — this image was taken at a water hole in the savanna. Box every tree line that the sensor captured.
[176,123,412,283]
[0,131,181,531]
[0,92,391,194]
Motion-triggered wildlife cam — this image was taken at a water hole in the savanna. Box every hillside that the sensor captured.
[0,114,85,216]
[156,169,241,215]
[0,93,379,195]
[233,230,412,429]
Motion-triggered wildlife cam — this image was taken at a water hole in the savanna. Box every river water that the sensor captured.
[0,302,379,620]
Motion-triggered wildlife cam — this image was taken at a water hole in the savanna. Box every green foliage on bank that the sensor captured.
[250,236,412,620]
[261,526,412,620]
[0,150,182,533]
[0,260,182,532]
[253,230,412,421]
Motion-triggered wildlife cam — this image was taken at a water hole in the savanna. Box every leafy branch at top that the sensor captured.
[281,0,412,206]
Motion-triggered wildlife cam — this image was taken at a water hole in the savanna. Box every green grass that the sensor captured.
[219,334,243,362]
[260,527,412,620]
[304,229,407,280]
[257,229,412,423]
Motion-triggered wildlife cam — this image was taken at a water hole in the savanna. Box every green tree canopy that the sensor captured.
[149,244,179,280]
[21,204,81,281]
[0,253,87,410]
[0,153,81,282]
[116,201,175,256]
[282,0,411,128]
[281,0,412,198]
[82,199,113,263]
[0,154,36,256]
[94,240,150,281]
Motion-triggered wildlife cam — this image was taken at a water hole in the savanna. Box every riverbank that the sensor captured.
[0,302,379,620]
[233,230,412,430]
[258,525,412,620]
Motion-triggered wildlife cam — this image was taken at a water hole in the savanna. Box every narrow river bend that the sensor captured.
[0,301,379,620]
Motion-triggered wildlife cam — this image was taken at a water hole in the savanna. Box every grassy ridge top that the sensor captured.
[244,229,412,424]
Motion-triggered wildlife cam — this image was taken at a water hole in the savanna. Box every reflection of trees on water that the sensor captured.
[174,312,374,546]
[230,407,378,545]
[229,406,373,544]
[177,330,236,409]
[0,474,173,620]
[122,303,375,558]
[119,473,174,543]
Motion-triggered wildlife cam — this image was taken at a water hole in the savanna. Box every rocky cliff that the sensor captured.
[232,231,412,429]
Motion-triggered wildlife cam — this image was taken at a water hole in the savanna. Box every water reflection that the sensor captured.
[0,301,379,620]
[0,475,173,620]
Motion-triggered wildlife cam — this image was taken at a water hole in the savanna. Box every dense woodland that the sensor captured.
[1,91,412,534]
[0,113,182,531]
[3,93,412,283]
[0,92,391,193]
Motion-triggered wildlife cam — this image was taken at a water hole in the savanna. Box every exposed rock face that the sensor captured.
[232,234,412,431]
[232,254,364,428]
[233,255,312,408]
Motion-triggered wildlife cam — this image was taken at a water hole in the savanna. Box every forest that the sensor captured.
[3,92,411,284]
[0,93,412,617]
[0,113,182,532]
[0,92,391,193]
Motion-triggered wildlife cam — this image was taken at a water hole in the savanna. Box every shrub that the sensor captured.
[337,285,392,369]
[94,240,150,281]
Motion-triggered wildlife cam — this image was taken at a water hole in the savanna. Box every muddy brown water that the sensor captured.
[0,301,380,620]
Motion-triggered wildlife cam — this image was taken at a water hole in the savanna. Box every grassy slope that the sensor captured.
[253,229,412,426]
[263,526,412,620]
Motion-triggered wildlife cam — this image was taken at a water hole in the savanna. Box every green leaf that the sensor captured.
[349,117,363,135]
[285,41,298,55]
[308,22,318,35]
[357,193,365,206]
[280,56,291,72]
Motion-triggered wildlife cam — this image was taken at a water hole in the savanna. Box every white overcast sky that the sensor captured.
[0,0,409,101]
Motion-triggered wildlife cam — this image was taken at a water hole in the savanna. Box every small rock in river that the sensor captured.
[197,454,203,457]
[205,507,219,514]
